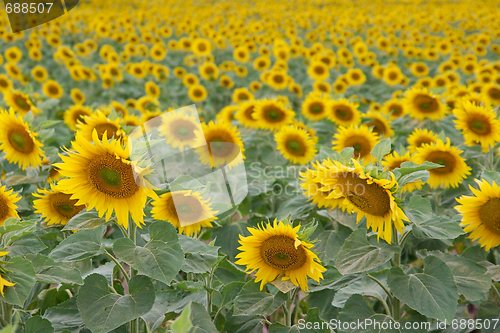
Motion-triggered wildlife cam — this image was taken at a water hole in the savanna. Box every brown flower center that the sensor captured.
[8,127,35,154]
[260,235,307,270]
[479,198,500,233]
[426,150,456,175]
[343,135,372,158]
[88,153,139,198]
[413,94,439,113]
[50,192,84,219]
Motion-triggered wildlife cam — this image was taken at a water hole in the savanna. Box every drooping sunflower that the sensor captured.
[317,159,408,243]
[235,220,326,291]
[0,185,20,225]
[455,179,500,251]
[4,90,40,115]
[77,111,124,142]
[64,105,93,131]
[195,121,245,168]
[299,160,346,209]
[55,131,157,228]
[453,101,500,152]
[332,125,379,162]
[363,111,394,137]
[275,125,316,165]
[42,80,64,99]
[407,128,440,152]
[159,112,202,150]
[404,87,447,120]
[151,190,218,237]
[413,139,471,188]
[301,93,328,121]
[327,99,361,126]
[253,99,295,130]
[0,109,45,170]
[33,185,85,225]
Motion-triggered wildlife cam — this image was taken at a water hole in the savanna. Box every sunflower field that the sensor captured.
[0,0,499,332]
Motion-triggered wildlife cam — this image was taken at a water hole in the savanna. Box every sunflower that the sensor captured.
[216,105,238,123]
[383,65,404,86]
[70,88,86,104]
[266,70,289,90]
[235,101,260,128]
[159,112,202,150]
[453,101,500,152]
[0,74,13,92]
[145,81,161,99]
[136,96,159,113]
[301,93,328,121]
[363,111,394,137]
[31,65,49,82]
[0,255,15,295]
[195,121,245,168]
[33,186,85,225]
[0,185,20,224]
[42,80,64,99]
[151,190,217,236]
[55,131,157,228]
[188,84,208,102]
[300,160,344,209]
[382,98,406,119]
[77,111,124,141]
[481,83,500,106]
[231,88,254,103]
[327,99,361,126]
[382,151,423,192]
[235,220,326,291]
[456,179,500,251]
[413,139,471,188]
[332,125,379,162]
[199,62,219,81]
[275,125,316,165]
[404,87,447,120]
[345,68,366,86]
[64,105,93,131]
[407,128,440,152]
[316,159,408,243]
[253,99,295,130]
[307,61,329,81]
[0,110,45,170]
[409,62,429,77]
[4,90,40,115]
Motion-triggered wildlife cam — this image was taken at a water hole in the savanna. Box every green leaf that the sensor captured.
[25,316,54,333]
[77,274,155,333]
[393,161,442,177]
[371,138,392,161]
[332,274,386,308]
[36,266,84,285]
[406,196,463,240]
[171,302,218,333]
[431,252,491,302]
[3,257,36,307]
[43,298,84,333]
[113,238,182,285]
[388,256,458,322]
[334,229,394,275]
[8,235,47,256]
[49,226,105,261]
[233,281,287,317]
[62,210,108,231]
[180,235,219,274]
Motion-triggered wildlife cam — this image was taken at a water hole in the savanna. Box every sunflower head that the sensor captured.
[327,99,361,127]
[407,128,440,152]
[332,125,379,162]
[0,185,20,224]
[151,190,218,236]
[34,185,85,225]
[456,179,500,251]
[159,112,202,150]
[404,87,447,120]
[235,220,326,291]
[253,99,295,130]
[275,125,316,165]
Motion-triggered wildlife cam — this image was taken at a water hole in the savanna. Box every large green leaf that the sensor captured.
[3,257,36,307]
[431,252,491,301]
[25,316,53,333]
[334,229,394,275]
[388,256,458,322]
[233,281,287,317]
[113,223,184,285]
[77,274,155,333]
[371,138,392,160]
[49,226,105,261]
[179,235,220,273]
[62,210,108,231]
[43,298,84,333]
[405,196,463,240]
[171,302,218,333]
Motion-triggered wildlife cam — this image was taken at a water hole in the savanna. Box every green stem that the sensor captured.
[128,222,138,333]
[104,249,130,282]
[283,289,297,327]
[391,225,401,321]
